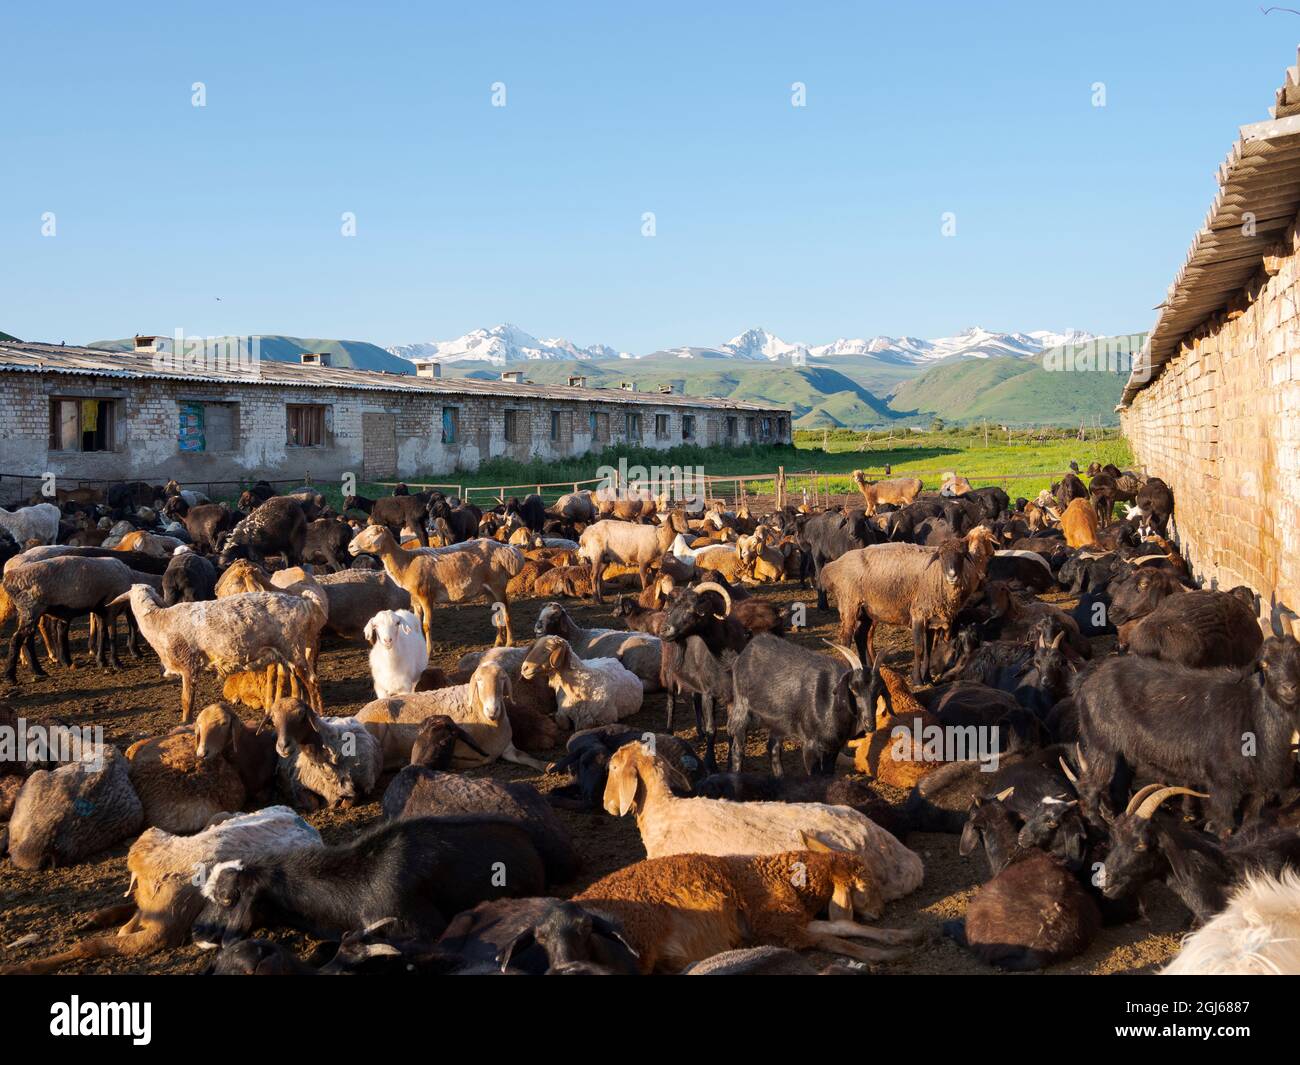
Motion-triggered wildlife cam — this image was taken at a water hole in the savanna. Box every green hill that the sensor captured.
[449,357,902,425]
[89,335,414,374]
[0,330,19,342]
[889,354,1130,426]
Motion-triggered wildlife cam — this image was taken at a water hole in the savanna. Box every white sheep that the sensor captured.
[266,699,381,811]
[1161,870,1300,975]
[0,502,60,546]
[364,608,428,698]
[519,635,643,731]
[111,584,328,722]
[603,743,924,903]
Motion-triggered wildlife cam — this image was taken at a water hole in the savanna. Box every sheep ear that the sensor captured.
[614,757,639,817]
[363,619,377,644]
[799,831,834,854]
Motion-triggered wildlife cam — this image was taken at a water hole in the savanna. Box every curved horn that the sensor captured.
[994,786,1015,802]
[1074,742,1089,775]
[1123,782,1166,817]
[823,639,863,672]
[1058,756,1078,785]
[693,580,731,617]
[1133,785,1209,821]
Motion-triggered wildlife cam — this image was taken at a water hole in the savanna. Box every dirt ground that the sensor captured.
[0,579,1186,975]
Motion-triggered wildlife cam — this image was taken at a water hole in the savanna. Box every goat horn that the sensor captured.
[1058,756,1078,785]
[994,786,1014,802]
[1133,785,1209,821]
[822,639,863,672]
[1123,782,1167,817]
[1074,742,1089,775]
[693,581,731,616]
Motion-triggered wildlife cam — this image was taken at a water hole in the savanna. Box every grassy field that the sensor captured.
[301,427,1133,509]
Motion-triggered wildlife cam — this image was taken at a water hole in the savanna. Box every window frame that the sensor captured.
[286,403,327,448]
[442,406,459,445]
[48,396,116,453]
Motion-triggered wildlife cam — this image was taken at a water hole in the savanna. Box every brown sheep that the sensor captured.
[125,727,246,835]
[1061,497,1100,549]
[820,526,996,685]
[847,666,948,788]
[193,702,278,804]
[534,565,595,599]
[572,843,919,973]
[506,558,554,598]
[851,471,923,514]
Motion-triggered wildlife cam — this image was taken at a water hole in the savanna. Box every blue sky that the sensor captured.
[1,1,1297,351]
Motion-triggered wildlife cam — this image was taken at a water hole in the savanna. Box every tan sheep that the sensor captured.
[356,661,548,771]
[851,471,923,514]
[1061,497,1101,548]
[603,743,924,902]
[125,726,245,834]
[348,525,523,649]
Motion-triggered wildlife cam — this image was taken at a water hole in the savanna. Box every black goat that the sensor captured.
[797,508,876,609]
[161,549,217,606]
[428,493,481,544]
[728,635,877,776]
[1134,476,1174,536]
[1122,588,1262,669]
[192,816,546,948]
[505,494,548,535]
[346,494,430,548]
[1075,636,1300,832]
[658,582,751,772]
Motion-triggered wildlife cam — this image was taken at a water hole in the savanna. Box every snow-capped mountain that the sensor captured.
[388,323,1097,366]
[387,324,631,365]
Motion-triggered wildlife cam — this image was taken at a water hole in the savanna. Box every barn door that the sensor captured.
[362,413,397,480]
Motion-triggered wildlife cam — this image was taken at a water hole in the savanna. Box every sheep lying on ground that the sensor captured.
[1061,497,1100,548]
[520,636,643,731]
[381,769,581,884]
[266,698,382,811]
[194,702,277,804]
[125,726,245,834]
[7,745,144,870]
[356,662,548,771]
[448,645,562,750]
[532,603,664,690]
[313,569,411,641]
[603,744,924,901]
[0,502,60,546]
[365,608,428,698]
[113,583,328,722]
[0,807,322,974]
[573,844,921,973]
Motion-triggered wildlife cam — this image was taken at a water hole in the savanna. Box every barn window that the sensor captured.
[746,417,756,439]
[655,414,670,440]
[626,412,642,440]
[551,411,561,441]
[48,398,116,452]
[505,409,529,444]
[590,411,610,442]
[286,404,326,447]
[726,416,737,440]
[178,401,237,452]
[682,415,696,441]
[442,407,459,444]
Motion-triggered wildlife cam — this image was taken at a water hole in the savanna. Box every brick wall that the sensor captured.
[0,373,790,487]
[1120,214,1300,635]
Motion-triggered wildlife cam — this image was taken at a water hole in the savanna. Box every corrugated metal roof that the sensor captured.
[1120,50,1300,407]
[0,341,785,414]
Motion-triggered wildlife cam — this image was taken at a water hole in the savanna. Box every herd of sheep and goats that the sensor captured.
[0,459,1296,976]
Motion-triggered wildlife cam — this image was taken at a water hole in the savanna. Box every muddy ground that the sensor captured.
[0,580,1186,975]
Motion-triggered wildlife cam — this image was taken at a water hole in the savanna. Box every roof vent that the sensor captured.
[300,351,331,367]
[620,381,636,391]
[416,361,442,378]
[133,335,163,353]
[567,374,587,388]
[657,383,673,394]
[500,370,525,384]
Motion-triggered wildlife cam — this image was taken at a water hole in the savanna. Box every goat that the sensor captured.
[266,697,382,810]
[850,471,923,514]
[364,608,428,698]
[1122,588,1262,668]
[577,512,689,602]
[520,635,643,730]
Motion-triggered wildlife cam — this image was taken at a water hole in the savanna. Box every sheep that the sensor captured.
[381,769,581,884]
[112,583,327,722]
[504,493,548,534]
[946,850,1101,970]
[218,496,308,567]
[728,636,875,775]
[192,815,546,946]
[311,568,411,641]
[161,547,217,606]
[355,661,548,771]
[344,492,432,547]
[364,608,428,698]
[348,524,522,649]
[113,529,185,557]
[533,564,595,599]
[940,472,973,496]
[302,516,354,571]
[174,502,237,553]
[193,702,277,804]
[1060,497,1100,548]
[735,530,786,583]
[613,594,668,635]
[1134,476,1174,536]
[1075,636,1300,832]
[797,508,878,609]
[532,602,664,689]
[505,557,554,597]
[520,635,644,731]
[3,555,163,678]
[820,526,995,684]
[577,512,689,602]
[0,806,323,974]
[546,724,705,810]
[0,502,60,546]
[850,471,923,514]
[408,714,491,768]
[554,489,598,524]
[7,745,144,870]
[846,664,956,789]
[572,844,920,973]
[427,492,483,544]
[451,644,559,726]
[1122,588,1262,668]
[125,725,245,834]
[602,743,924,902]
[1162,870,1300,975]
[266,697,381,810]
